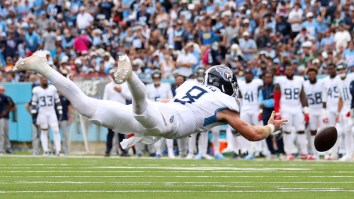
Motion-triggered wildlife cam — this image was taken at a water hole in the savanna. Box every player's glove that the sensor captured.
[303,106,309,124]
[274,112,282,120]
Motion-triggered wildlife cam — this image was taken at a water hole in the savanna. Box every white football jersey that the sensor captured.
[146,82,173,102]
[337,73,354,108]
[303,79,324,114]
[171,80,240,133]
[32,85,59,115]
[238,79,263,112]
[322,75,340,113]
[275,76,304,108]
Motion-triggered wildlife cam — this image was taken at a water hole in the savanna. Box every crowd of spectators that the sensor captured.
[0,0,353,84]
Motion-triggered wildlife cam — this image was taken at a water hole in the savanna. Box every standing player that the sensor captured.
[303,68,323,160]
[274,65,310,160]
[0,92,12,155]
[0,86,16,154]
[336,62,354,161]
[322,63,340,160]
[14,51,287,150]
[146,70,175,158]
[58,93,72,156]
[238,70,263,160]
[103,69,132,157]
[187,67,213,160]
[31,77,63,156]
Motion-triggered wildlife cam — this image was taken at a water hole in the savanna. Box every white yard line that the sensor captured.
[1,175,353,178]
[1,190,354,193]
[3,181,354,184]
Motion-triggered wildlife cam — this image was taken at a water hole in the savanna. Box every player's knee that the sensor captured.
[297,131,305,134]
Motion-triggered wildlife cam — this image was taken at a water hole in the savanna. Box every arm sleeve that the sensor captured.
[263,98,275,108]
[274,90,281,112]
[258,89,264,105]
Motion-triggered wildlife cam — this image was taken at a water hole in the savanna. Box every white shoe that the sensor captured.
[13,50,48,72]
[186,154,194,159]
[202,154,213,160]
[43,151,49,157]
[113,54,132,84]
[168,154,176,159]
[339,155,352,162]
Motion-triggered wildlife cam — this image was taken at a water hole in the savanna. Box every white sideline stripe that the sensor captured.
[6,181,354,185]
[94,166,311,171]
[1,190,354,193]
[2,175,354,178]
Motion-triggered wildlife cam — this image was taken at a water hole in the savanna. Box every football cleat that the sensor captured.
[114,54,132,84]
[214,154,226,160]
[244,153,254,160]
[286,154,294,161]
[13,50,48,72]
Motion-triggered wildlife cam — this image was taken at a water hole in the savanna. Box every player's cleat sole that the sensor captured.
[113,54,132,84]
[13,50,48,72]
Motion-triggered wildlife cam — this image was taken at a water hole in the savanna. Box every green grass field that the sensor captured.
[0,156,354,199]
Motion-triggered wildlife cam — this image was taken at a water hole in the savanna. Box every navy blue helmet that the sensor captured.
[204,65,239,98]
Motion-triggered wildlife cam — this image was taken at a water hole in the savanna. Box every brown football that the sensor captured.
[314,126,338,152]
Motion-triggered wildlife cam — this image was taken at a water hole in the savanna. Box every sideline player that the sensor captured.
[303,68,323,160]
[146,69,175,158]
[187,67,213,160]
[274,65,310,160]
[13,51,287,148]
[322,63,340,160]
[238,70,264,160]
[0,86,16,154]
[336,62,354,161]
[31,77,63,155]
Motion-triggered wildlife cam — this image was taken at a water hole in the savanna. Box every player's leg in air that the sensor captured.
[13,51,170,149]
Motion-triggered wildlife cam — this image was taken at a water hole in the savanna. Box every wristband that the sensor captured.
[268,124,275,134]
[303,106,309,114]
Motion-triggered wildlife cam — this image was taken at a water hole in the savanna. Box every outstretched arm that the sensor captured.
[216,109,287,141]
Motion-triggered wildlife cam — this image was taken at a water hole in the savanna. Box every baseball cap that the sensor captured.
[306,12,313,18]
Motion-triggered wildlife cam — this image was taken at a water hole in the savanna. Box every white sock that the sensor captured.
[213,131,220,155]
[310,135,317,156]
[297,133,308,154]
[154,139,162,155]
[188,134,197,155]
[53,130,61,153]
[166,139,174,157]
[283,133,293,154]
[198,132,208,156]
[41,130,49,152]
[226,128,234,151]
[345,129,353,157]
